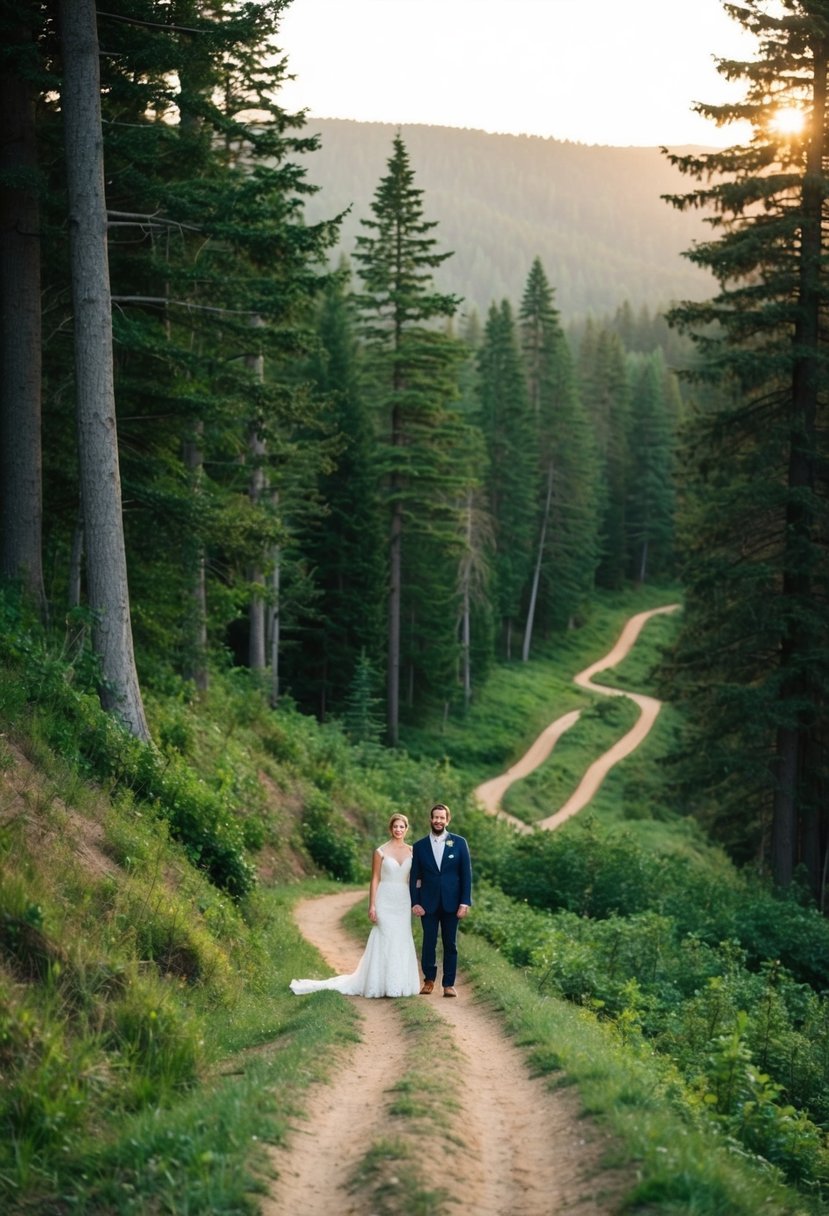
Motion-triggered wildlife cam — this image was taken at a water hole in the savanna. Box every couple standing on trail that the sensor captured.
[290,803,473,999]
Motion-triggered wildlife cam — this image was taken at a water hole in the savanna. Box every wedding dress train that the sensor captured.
[290,852,420,998]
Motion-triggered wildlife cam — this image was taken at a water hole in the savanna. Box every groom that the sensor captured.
[410,803,472,997]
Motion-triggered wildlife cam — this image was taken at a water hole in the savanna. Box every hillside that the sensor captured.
[298,117,716,319]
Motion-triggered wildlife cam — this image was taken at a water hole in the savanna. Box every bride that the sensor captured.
[290,813,421,998]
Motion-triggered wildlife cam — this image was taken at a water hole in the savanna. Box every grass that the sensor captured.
[402,584,681,792]
[501,694,640,823]
[4,581,824,1215]
[459,934,819,1216]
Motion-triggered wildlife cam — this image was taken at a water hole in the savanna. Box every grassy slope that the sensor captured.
[1,586,822,1215]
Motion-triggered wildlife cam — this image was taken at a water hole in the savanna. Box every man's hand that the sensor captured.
[411,903,425,917]
[457,904,470,919]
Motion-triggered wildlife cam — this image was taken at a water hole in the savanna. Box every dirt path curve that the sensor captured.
[475,604,680,830]
[266,889,616,1216]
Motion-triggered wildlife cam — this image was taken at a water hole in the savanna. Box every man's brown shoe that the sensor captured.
[443,986,457,998]
[419,979,434,995]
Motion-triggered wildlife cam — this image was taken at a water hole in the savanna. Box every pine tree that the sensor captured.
[353,134,462,744]
[478,299,536,657]
[627,350,676,584]
[519,258,599,654]
[664,0,829,897]
[579,326,631,589]
[296,266,386,717]
[343,648,384,744]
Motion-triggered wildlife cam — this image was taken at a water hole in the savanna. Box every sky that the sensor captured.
[276,0,758,148]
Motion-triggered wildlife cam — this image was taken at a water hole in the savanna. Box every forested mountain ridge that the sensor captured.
[297,117,715,318]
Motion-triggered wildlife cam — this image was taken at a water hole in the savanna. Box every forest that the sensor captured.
[1,0,828,1213]
[294,116,716,318]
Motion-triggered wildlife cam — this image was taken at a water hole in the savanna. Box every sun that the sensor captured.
[770,106,806,136]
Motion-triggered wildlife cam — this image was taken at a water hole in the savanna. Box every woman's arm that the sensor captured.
[368,848,383,922]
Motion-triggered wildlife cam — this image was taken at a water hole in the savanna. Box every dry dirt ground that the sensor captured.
[265,890,620,1216]
[266,606,678,1215]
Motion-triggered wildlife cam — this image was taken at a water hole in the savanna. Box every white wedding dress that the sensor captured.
[290,852,421,998]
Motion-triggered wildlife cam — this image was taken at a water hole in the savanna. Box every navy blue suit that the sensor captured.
[409,832,472,986]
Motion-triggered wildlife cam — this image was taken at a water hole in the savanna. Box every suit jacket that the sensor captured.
[409,832,472,914]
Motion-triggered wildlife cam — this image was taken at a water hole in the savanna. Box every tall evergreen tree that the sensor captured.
[579,325,631,588]
[297,267,386,717]
[353,134,462,744]
[664,0,829,898]
[519,257,599,654]
[478,299,536,657]
[627,350,676,584]
[59,0,149,739]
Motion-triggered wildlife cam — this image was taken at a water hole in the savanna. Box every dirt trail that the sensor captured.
[268,606,677,1214]
[266,890,617,1216]
[475,604,679,828]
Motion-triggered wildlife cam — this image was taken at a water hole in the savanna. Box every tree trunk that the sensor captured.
[268,491,280,707]
[460,494,472,711]
[387,394,403,745]
[246,321,267,671]
[183,423,208,691]
[0,22,45,612]
[522,461,554,662]
[60,0,149,741]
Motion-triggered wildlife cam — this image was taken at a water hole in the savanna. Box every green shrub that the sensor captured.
[300,791,363,882]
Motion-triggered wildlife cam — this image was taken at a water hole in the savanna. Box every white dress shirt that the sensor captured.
[430,832,447,869]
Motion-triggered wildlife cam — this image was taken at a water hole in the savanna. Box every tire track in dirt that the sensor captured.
[266,889,619,1216]
[475,604,680,827]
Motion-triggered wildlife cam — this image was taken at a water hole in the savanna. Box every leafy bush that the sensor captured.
[0,616,255,899]
[300,791,363,882]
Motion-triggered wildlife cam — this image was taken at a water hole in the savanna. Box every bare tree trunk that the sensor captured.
[60,0,149,741]
[522,461,554,662]
[459,492,473,710]
[268,510,280,708]
[637,536,649,586]
[387,397,403,745]
[0,21,45,612]
[183,422,208,691]
[246,321,267,671]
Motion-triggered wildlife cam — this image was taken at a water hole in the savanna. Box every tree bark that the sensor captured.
[246,321,267,671]
[522,461,554,662]
[0,20,45,612]
[60,0,150,741]
[183,423,208,691]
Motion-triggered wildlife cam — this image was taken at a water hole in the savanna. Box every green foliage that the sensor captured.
[466,824,829,1194]
[0,606,254,899]
[300,791,363,883]
[663,1,829,898]
[342,649,384,744]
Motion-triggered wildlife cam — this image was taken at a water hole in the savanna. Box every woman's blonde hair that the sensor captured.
[388,813,409,834]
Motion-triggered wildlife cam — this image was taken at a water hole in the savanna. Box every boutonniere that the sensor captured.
[445,839,454,847]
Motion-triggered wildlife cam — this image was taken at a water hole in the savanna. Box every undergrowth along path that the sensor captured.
[474,603,680,829]
[268,889,618,1216]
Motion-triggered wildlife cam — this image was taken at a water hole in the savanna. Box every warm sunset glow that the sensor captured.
[771,106,806,135]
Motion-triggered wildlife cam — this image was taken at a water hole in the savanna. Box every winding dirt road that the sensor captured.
[268,605,678,1214]
[475,604,679,829]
